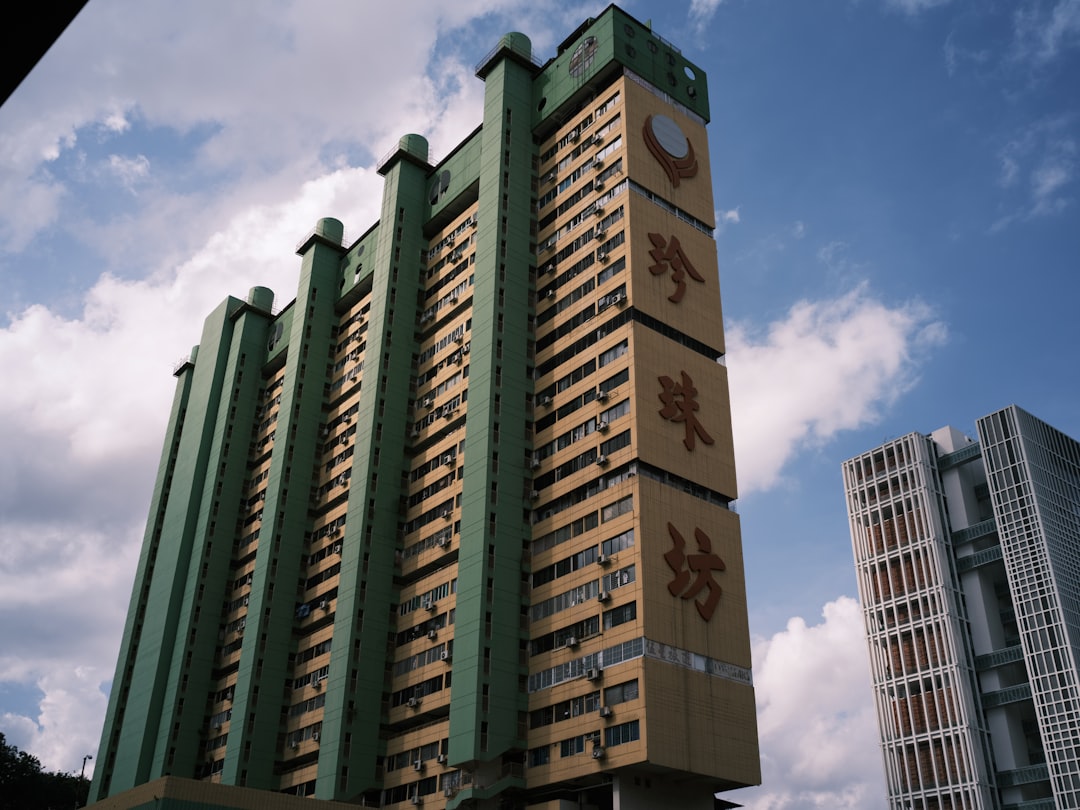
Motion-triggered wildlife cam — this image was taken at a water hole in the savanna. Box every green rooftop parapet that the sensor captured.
[475,32,542,78]
[295,217,345,255]
[376,133,431,176]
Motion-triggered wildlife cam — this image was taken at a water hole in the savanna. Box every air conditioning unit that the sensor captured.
[593,157,604,170]
[446,236,455,246]
[444,787,454,798]
[565,636,578,648]
[586,667,601,680]
[343,414,351,423]
[242,596,249,606]
[594,179,605,190]
[470,217,478,228]
[540,395,552,406]
[597,250,609,262]
[312,732,320,742]
[545,171,557,183]
[613,292,626,306]
[437,753,447,764]
[319,598,329,609]
[410,429,421,438]
[428,629,438,640]
[546,289,556,300]
[597,591,610,602]
[449,294,459,304]
[597,420,608,432]
[455,335,464,344]
[568,130,579,142]
[334,543,343,554]
[424,397,435,409]
[422,598,433,610]
[437,535,449,548]
[313,678,323,690]
[599,706,613,718]
[427,599,437,611]
[291,741,300,750]
[530,458,541,469]
[596,389,608,401]
[407,697,420,708]
[596,455,608,466]
[444,454,454,466]
[530,490,540,500]
[595,227,605,237]
[593,133,604,146]
[440,649,451,662]
[413,760,423,772]
[544,262,556,275]
[442,509,452,520]
[597,554,610,566]
[411,797,422,807]
[591,746,605,759]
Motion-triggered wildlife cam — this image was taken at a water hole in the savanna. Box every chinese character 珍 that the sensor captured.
[647,232,704,303]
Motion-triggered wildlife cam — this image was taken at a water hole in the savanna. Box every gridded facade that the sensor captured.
[844,406,1080,810]
[90,7,759,810]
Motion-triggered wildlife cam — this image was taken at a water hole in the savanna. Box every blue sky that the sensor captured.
[1,1,1078,807]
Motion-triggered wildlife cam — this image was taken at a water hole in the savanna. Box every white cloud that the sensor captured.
[0,0,552,261]
[1,669,110,779]
[1012,0,1080,64]
[883,0,951,16]
[992,119,1076,228]
[0,163,383,772]
[943,31,991,78]
[790,220,806,239]
[105,154,150,190]
[689,0,727,34]
[726,597,885,809]
[727,284,947,494]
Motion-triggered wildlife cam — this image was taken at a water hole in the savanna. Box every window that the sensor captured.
[603,679,639,706]
[604,719,640,747]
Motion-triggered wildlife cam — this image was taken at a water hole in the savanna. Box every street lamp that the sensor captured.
[78,755,93,809]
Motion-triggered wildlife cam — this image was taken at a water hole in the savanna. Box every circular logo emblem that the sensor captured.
[649,115,689,158]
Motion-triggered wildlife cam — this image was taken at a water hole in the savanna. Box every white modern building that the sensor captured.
[843,405,1080,810]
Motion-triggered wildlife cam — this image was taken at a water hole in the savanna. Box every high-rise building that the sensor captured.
[843,405,1080,810]
[88,6,759,809]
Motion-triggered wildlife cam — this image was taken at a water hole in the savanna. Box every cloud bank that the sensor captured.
[727,284,947,494]
[727,597,885,808]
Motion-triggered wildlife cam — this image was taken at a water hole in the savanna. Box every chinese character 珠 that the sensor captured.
[664,522,725,621]
[658,371,714,451]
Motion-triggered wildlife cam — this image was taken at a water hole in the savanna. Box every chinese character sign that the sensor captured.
[664,522,725,621]
[658,371,714,451]
[647,232,705,303]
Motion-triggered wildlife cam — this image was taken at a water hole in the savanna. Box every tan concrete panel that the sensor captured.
[641,657,760,786]
[625,203,726,356]
[631,324,738,499]
[622,79,715,228]
[636,477,750,668]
